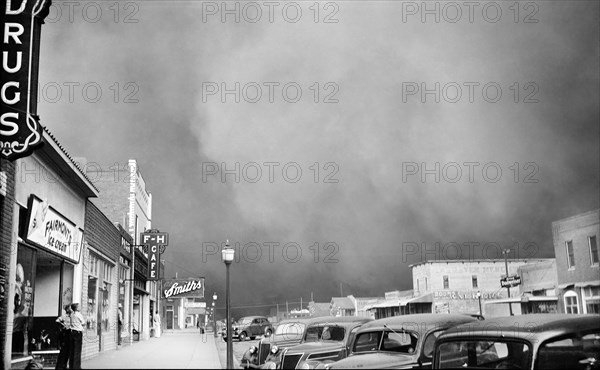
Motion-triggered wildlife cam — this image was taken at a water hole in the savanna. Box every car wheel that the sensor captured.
[265,329,272,337]
[239,332,247,341]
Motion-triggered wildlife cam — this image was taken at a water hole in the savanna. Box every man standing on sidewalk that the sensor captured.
[69,303,85,369]
[153,311,161,338]
[117,304,123,345]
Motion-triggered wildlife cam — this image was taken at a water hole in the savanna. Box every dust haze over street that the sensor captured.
[37,0,599,314]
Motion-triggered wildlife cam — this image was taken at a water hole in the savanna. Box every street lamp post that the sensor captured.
[212,292,217,337]
[502,249,514,316]
[222,240,235,369]
[477,291,482,315]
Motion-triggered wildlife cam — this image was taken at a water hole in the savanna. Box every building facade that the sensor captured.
[3,127,98,369]
[84,159,156,341]
[81,201,120,360]
[411,259,553,317]
[552,210,600,314]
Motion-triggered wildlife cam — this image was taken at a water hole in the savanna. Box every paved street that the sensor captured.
[81,328,221,369]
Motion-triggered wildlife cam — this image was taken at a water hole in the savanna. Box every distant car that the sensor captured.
[223,316,273,342]
[433,313,600,370]
[275,316,373,369]
[323,313,479,369]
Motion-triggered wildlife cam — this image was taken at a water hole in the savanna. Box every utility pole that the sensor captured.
[502,249,514,316]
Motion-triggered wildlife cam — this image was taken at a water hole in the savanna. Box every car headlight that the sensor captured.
[298,361,314,369]
[264,361,277,369]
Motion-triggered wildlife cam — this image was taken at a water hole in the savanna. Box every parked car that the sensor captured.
[322,313,479,369]
[433,314,600,370]
[223,316,273,341]
[246,317,315,367]
[274,316,373,369]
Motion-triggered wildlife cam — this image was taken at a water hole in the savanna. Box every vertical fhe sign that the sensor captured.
[1,0,51,161]
[141,231,168,281]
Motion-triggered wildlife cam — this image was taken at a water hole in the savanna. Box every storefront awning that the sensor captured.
[484,296,558,304]
[367,300,401,309]
[558,283,575,289]
[575,280,600,288]
[402,293,434,305]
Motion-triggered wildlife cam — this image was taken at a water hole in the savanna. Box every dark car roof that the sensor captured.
[440,314,600,342]
[357,314,478,333]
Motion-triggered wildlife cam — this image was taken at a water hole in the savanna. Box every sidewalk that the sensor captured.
[81,328,221,369]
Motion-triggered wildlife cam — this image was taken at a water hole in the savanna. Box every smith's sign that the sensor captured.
[162,278,204,299]
[1,0,52,160]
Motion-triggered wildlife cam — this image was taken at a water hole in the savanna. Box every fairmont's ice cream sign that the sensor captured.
[25,195,84,263]
[162,278,205,299]
[1,0,52,161]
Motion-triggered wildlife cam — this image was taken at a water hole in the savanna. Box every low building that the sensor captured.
[552,210,600,314]
[484,259,559,316]
[330,297,355,316]
[365,290,415,319]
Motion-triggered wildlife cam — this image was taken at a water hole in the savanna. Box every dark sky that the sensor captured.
[38,1,599,316]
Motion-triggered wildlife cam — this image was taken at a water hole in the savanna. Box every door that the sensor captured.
[166,308,174,330]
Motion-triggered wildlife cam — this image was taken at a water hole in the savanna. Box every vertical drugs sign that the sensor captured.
[1,0,52,161]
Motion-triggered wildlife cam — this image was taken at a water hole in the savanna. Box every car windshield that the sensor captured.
[536,331,600,370]
[275,322,306,336]
[304,325,346,342]
[353,330,418,355]
[436,340,531,369]
[238,318,254,325]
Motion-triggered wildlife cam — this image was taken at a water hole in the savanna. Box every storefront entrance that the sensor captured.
[12,245,74,360]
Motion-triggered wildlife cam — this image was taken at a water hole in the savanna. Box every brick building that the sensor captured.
[2,127,98,369]
[552,210,600,314]
[411,259,553,317]
[83,159,156,341]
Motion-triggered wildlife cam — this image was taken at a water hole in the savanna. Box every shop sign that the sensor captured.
[162,278,204,299]
[500,275,521,288]
[25,195,83,263]
[435,302,450,314]
[141,231,168,281]
[1,0,52,161]
[121,237,131,255]
[434,290,502,300]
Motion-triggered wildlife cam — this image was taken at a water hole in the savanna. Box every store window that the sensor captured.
[582,286,600,314]
[12,245,35,359]
[564,290,579,314]
[443,275,449,289]
[86,249,114,336]
[472,275,478,289]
